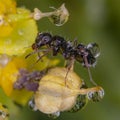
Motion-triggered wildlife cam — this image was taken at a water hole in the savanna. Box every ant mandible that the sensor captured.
[25,32,100,86]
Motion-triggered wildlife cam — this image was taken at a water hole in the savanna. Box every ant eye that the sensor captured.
[41,33,52,43]
[42,36,50,42]
[87,43,100,58]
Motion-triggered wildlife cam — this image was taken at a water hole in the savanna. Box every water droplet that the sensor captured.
[48,4,69,26]
[87,88,104,102]
[28,98,37,111]
[48,111,60,119]
[87,91,94,100]
[98,88,105,99]
[0,15,4,26]
[0,54,11,66]
[18,30,24,36]
[5,39,12,45]
[69,95,88,112]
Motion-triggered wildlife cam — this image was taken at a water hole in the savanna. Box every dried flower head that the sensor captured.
[48,3,69,26]
[32,3,69,26]
[33,67,104,117]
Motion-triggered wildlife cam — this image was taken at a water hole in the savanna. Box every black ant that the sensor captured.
[25,32,100,86]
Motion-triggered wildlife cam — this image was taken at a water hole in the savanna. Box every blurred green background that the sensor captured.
[15,0,120,120]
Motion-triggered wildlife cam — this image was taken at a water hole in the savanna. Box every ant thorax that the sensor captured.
[50,35,66,56]
[61,41,75,60]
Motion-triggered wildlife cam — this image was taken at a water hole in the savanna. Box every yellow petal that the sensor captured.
[0,57,26,96]
[10,89,33,106]
[0,0,16,14]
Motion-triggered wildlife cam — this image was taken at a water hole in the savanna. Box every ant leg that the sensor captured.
[25,49,49,59]
[83,55,97,86]
[87,67,97,86]
[64,58,75,86]
[25,51,37,59]
[28,51,50,69]
[35,51,50,63]
[37,50,41,59]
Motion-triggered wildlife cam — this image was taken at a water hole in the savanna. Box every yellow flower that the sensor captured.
[0,0,38,55]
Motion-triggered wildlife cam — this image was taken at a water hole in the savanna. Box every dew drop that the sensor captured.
[48,111,60,119]
[87,91,94,100]
[98,88,105,99]
[28,98,37,111]
[0,54,11,66]
[18,30,24,36]
[87,88,104,102]
[5,39,12,45]
[48,3,69,26]
[0,15,4,26]
[69,95,87,112]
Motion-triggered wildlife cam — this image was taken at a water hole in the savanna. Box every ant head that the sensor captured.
[35,32,52,47]
[32,43,37,50]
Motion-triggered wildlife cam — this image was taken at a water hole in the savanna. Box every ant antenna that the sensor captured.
[83,55,97,86]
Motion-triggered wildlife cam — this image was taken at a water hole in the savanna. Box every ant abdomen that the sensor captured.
[87,43,100,58]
